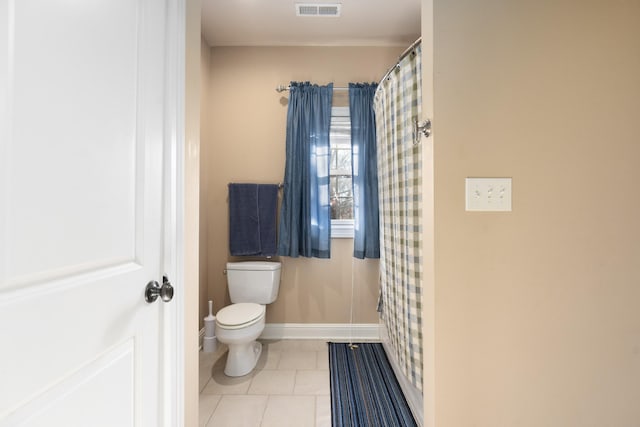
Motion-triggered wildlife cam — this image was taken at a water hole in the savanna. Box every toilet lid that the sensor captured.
[216,303,265,328]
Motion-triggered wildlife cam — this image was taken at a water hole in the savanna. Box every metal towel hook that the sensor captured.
[414,118,432,144]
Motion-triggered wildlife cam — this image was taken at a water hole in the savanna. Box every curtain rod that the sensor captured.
[378,37,422,85]
[275,37,422,93]
[275,84,349,93]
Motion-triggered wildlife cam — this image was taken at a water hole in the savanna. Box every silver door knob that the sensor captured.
[145,276,174,303]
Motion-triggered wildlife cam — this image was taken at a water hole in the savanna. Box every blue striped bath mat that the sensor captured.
[328,342,418,427]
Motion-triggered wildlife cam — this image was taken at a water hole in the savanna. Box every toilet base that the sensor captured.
[224,341,262,377]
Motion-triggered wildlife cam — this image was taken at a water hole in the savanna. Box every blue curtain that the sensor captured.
[349,83,380,259]
[277,82,333,258]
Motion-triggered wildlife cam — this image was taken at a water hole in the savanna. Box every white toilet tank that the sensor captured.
[226,261,281,304]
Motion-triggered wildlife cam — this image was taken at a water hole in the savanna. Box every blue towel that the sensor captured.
[257,184,278,256]
[228,183,278,256]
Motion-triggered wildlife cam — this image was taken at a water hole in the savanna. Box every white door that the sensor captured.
[0,1,180,426]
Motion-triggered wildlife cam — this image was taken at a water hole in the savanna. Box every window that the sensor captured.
[329,106,354,238]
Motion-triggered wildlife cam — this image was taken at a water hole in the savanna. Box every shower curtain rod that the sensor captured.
[378,37,422,85]
[275,37,422,93]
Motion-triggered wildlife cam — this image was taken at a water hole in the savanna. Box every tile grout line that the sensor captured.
[258,394,270,427]
[200,341,331,426]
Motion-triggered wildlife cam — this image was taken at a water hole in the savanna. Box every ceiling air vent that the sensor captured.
[296,3,342,17]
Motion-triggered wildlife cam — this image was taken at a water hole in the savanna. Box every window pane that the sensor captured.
[330,176,338,199]
[330,175,353,220]
[331,176,351,197]
[337,149,351,173]
[336,176,352,197]
[329,107,354,221]
[331,197,353,220]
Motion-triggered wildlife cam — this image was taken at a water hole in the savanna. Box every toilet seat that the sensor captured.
[216,303,265,330]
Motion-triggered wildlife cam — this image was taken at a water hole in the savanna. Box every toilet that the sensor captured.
[216,261,281,377]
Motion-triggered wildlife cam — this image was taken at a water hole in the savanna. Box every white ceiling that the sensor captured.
[201,0,421,47]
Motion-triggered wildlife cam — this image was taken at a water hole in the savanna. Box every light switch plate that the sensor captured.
[465,177,512,212]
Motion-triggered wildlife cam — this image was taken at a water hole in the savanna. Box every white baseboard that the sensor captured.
[198,323,380,349]
[260,323,380,341]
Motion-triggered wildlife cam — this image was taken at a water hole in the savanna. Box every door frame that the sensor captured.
[162,0,193,425]
[168,0,202,425]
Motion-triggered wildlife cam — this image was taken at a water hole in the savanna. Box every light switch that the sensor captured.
[465,177,512,212]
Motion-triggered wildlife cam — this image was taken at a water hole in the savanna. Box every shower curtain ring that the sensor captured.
[414,118,432,144]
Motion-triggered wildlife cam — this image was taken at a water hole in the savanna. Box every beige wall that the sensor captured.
[200,46,404,324]
[431,1,640,426]
[199,39,212,328]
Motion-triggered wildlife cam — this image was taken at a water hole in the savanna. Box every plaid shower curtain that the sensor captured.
[373,43,423,391]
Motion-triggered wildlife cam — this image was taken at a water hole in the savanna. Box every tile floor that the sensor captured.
[199,339,331,427]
